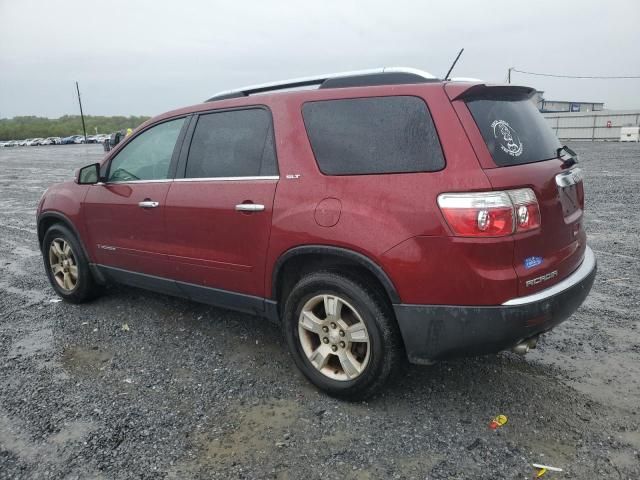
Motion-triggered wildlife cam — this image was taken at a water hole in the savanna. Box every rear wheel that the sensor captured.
[42,224,99,303]
[283,271,403,399]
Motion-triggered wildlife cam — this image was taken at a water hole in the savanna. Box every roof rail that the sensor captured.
[205,67,438,102]
[449,76,484,82]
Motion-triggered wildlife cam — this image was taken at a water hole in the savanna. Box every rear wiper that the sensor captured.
[557,145,578,168]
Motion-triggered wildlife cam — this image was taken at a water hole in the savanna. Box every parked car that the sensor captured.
[85,135,98,144]
[3,140,18,147]
[102,130,131,152]
[41,137,62,145]
[36,67,597,399]
[19,139,32,146]
[61,135,84,145]
[26,138,44,146]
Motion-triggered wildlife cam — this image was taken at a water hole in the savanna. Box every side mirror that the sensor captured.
[76,163,101,184]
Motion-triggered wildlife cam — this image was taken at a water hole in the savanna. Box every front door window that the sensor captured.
[108,118,185,182]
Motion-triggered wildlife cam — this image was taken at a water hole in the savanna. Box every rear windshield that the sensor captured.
[466,97,561,167]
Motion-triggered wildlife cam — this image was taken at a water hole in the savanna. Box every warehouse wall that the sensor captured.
[542,101,604,113]
[543,110,640,140]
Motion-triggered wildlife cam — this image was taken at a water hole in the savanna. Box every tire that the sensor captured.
[42,224,99,303]
[283,271,403,400]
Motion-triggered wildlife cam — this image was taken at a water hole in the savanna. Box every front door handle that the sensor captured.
[235,203,265,212]
[138,200,159,209]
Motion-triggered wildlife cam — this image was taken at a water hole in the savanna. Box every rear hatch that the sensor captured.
[450,84,586,297]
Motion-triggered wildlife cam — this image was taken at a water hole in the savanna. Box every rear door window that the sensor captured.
[466,97,561,167]
[185,108,277,178]
[302,96,445,175]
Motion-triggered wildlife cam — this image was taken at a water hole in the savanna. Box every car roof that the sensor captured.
[136,68,500,132]
[206,67,439,101]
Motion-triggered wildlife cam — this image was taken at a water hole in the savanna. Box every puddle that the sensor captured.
[168,399,304,478]
[62,346,113,375]
[201,399,301,462]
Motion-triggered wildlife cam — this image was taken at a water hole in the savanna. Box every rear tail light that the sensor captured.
[437,188,540,237]
[508,188,541,232]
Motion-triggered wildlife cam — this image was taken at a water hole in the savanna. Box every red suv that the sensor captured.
[37,67,596,399]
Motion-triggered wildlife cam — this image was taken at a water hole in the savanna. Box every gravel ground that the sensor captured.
[0,143,638,479]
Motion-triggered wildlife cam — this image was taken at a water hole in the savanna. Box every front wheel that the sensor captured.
[283,271,403,400]
[42,224,99,303]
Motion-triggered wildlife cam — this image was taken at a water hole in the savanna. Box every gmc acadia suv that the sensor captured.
[37,67,597,399]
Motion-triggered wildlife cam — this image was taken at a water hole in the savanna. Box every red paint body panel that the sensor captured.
[483,163,586,297]
[37,79,590,312]
[163,179,277,296]
[83,182,172,278]
[380,235,517,305]
[39,181,91,252]
[263,85,498,302]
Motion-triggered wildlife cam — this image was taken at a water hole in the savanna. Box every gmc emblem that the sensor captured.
[526,270,558,287]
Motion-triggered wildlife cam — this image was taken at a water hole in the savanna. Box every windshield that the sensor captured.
[466,97,561,167]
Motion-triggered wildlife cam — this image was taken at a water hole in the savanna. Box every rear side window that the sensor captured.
[185,108,277,178]
[466,97,561,167]
[302,96,444,175]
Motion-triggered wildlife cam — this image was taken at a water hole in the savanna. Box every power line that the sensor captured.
[511,68,640,79]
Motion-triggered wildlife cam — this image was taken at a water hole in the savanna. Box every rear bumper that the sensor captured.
[394,246,597,364]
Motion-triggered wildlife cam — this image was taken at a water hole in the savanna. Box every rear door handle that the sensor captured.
[235,203,265,212]
[138,200,159,208]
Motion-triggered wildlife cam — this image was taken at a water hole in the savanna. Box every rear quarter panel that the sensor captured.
[263,84,495,302]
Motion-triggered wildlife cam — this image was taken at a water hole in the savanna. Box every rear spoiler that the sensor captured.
[444,82,536,101]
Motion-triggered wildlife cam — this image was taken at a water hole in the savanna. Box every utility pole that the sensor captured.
[507,67,513,84]
[75,81,87,142]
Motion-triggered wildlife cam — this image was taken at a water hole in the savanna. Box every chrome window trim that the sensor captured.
[502,246,596,306]
[102,179,173,185]
[174,176,279,182]
[97,176,279,185]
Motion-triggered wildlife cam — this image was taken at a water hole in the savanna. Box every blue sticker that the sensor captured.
[524,256,543,269]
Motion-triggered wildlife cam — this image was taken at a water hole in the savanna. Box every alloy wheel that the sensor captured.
[298,294,371,381]
[48,238,78,292]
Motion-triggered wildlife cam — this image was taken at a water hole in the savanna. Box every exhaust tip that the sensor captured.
[511,343,530,355]
[511,336,540,355]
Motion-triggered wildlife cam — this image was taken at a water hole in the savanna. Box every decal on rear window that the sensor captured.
[466,96,561,167]
[491,119,523,157]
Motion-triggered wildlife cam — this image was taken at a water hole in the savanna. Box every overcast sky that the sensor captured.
[1,0,639,118]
